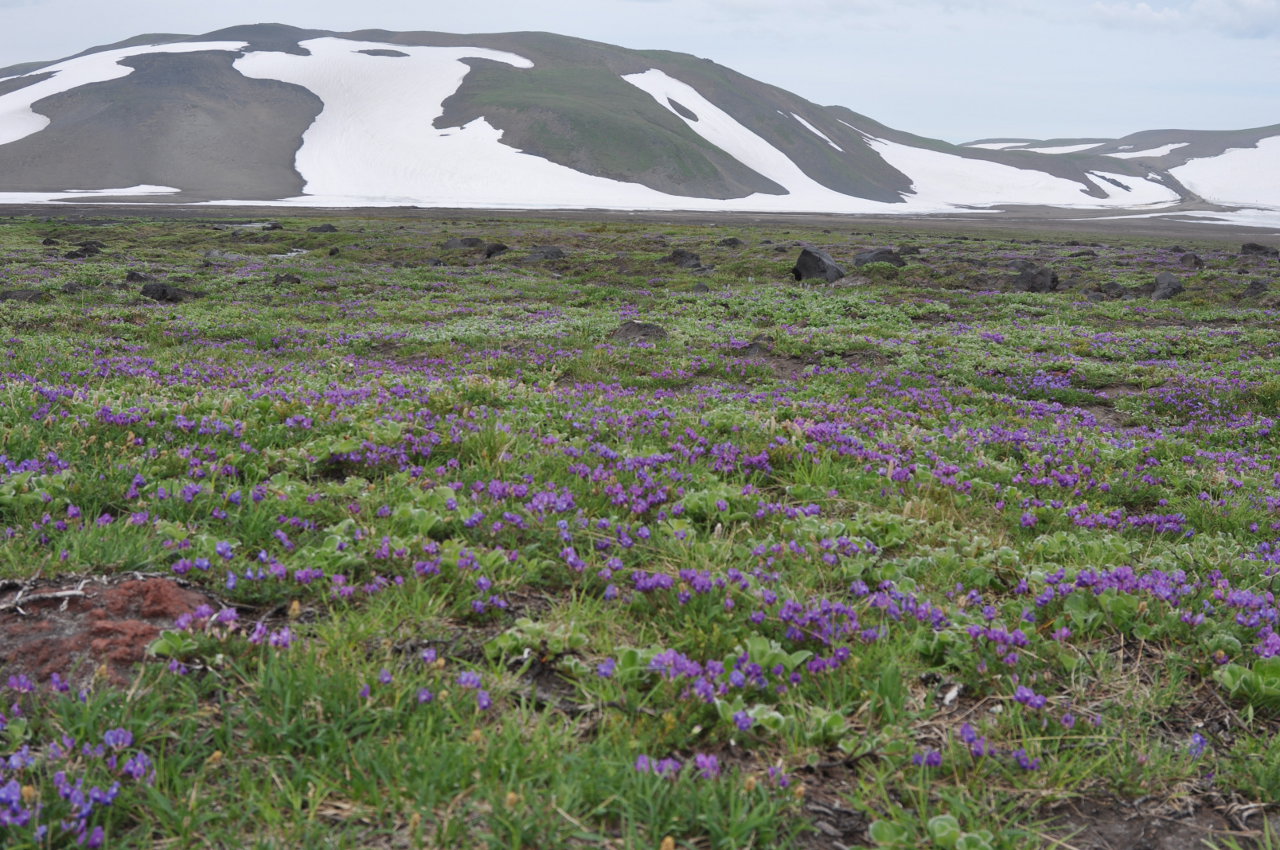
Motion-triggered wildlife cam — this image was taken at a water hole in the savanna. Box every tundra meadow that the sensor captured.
[0,213,1279,849]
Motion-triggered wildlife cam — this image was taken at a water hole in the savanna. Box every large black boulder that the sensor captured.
[1012,266,1060,293]
[1179,253,1205,269]
[0,289,50,303]
[790,248,845,282]
[660,249,703,269]
[1242,242,1279,258]
[853,248,906,268]
[609,321,668,343]
[307,224,338,233]
[527,246,566,261]
[141,282,200,304]
[1151,272,1183,300]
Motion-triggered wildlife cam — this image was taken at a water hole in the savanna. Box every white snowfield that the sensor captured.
[0,41,247,146]
[1105,143,1189,159]
[790,113,843,151]
[1019,143,1103,154]
[0,38,1231,217]
[1171,136,1280,207]
[0,185,180,204]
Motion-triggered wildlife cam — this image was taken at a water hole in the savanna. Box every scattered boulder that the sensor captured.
[527,246,566,261]
[124,270,154,283]
[1151,272,1183,300]
[272,273,302,285]
[791,247,846,282]
[483,242,509,259]
[737,335,774,357]
[660,249,703,269]
[717,237,744,248]
[1168,245,1186,253]
[0,289,50,303]
[1242,243,1279,258]
[443,237,484,249]
[1179,253,1205,269]
[1238,280,1270,300]
[1069,250,1098,258]
[898,245,922,256]
[609,321,668,343]
[41,237,58,246]
[140,282,200,304]
[1097,281,1128,300]
[328,247,340,256]
[1007,258,1039,273]
[307,224,339,233]
[692,282,711,293]
[63,250,89,259]
[854,248,906,268]
[1012,265,1060,293]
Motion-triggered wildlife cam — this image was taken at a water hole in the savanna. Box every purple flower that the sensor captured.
[457,671,482,689]
[216,541,234,560]
[1013,749,1041,771]
[694,752,721,778]
[103,728,133,750]
[418,689,434,703]
[1189,733,1207,758]
[378,668,393,685]
[477,690,492,710]
[733,711,754,731]
[912,749,942,768]
[596,658,616,678]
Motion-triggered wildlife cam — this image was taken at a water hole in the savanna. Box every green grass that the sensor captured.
[0,214,1276,848]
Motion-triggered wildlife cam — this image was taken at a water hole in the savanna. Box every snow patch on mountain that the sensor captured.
[865,138,1179,208]
[1171,136,1280,206]
[790,113,843,151]
[0,42,247,146]
[1106,143,1189,159]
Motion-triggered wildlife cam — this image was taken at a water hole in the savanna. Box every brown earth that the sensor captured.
[0,575,218,688]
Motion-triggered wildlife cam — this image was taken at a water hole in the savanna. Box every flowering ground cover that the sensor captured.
[0,214,1279,848]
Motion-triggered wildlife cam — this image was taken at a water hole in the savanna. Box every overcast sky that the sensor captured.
[0,0,1275,142]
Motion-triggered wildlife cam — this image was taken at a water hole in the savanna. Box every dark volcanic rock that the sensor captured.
[853,248,906,268]
[527,246,566,261]
[483,242,510,259]
[1012,266,1060,293]
[1007,258,1039,272]
[272,273,302,285]
[1151,272,1183,300]
[1097,281,1128,300]
[692,282,711,293]
[791,248,845,282]
[444,237,484,249]
[1069,250,1098,258]
[1238,280,1270,300]
[140,282,199,303]
[717,237,744,248]
[1179,253,1205,269]
[307,224,339,233]
[124,270,154,283]
[0,289,50,303]
[898,245,922,256]
[660,249,703,269]
[609,321,668,343]
[1242,242,1279,258]
[41,238,58,246]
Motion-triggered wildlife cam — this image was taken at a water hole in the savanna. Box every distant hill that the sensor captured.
[0,23,1272,215]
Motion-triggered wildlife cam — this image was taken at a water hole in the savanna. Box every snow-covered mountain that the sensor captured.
[962,127,1280,212]
[0,24,1272,220]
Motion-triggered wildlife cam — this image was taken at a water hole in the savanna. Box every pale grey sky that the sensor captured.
[0,0,1276,142]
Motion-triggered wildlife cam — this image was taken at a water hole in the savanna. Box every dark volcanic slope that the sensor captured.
[0,50,322,201]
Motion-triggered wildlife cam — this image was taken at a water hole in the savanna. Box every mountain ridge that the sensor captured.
[0,24,1273,222]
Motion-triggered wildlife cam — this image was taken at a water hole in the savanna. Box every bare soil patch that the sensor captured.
[0,575,218,688]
